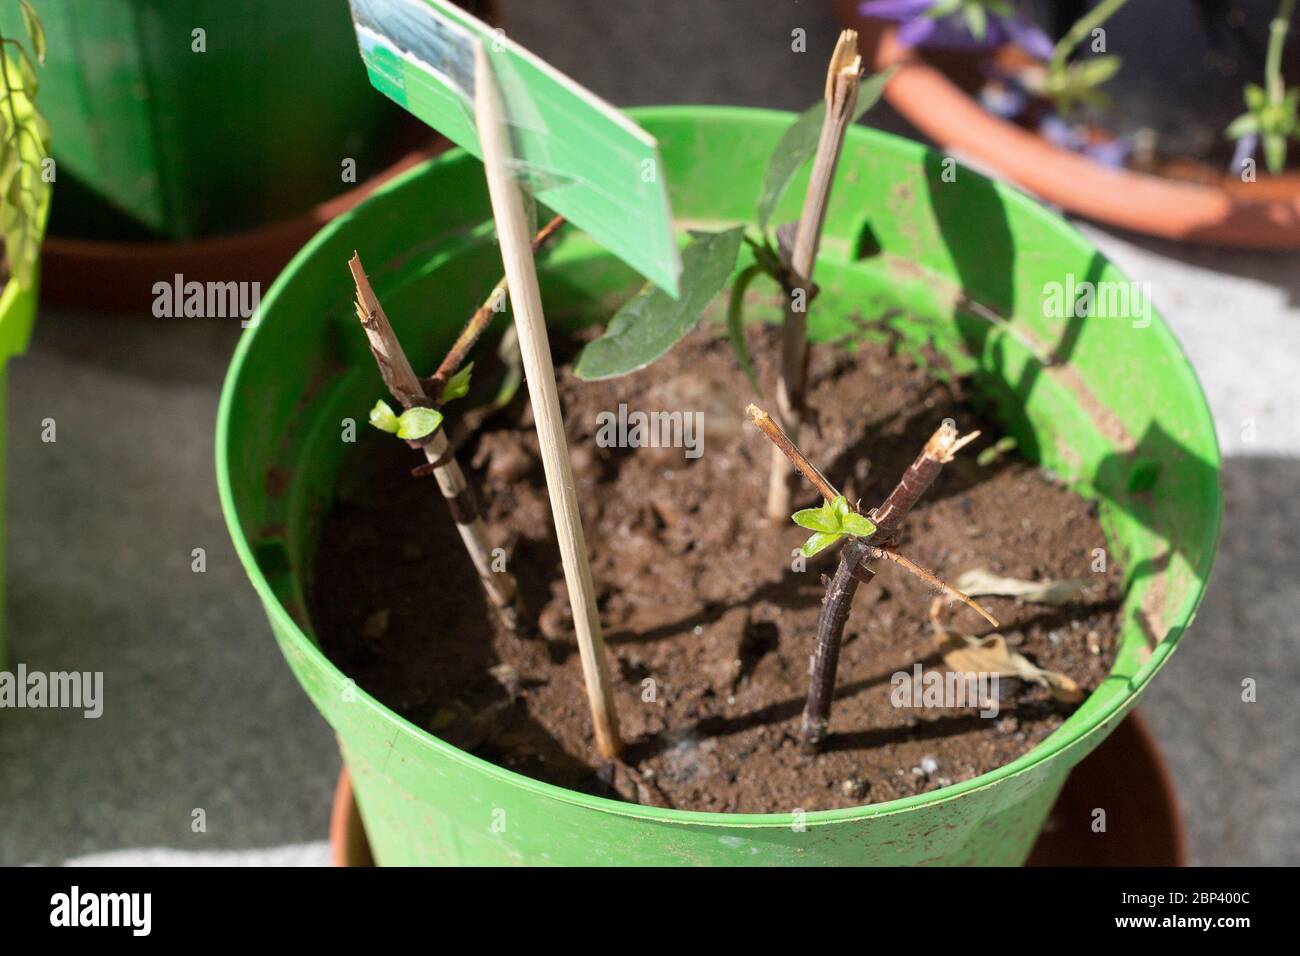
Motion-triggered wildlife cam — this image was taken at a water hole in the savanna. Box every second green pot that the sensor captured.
[6,0,405,241]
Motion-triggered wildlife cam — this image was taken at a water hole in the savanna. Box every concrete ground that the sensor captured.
[2,0,1296,866]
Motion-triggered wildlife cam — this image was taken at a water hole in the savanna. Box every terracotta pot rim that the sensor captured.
[40,142,443,312]
[44,145,434,259]
[860,18,1300,248]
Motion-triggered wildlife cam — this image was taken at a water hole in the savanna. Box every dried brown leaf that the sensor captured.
[936,631,1084,703]
[954,568,1091,606]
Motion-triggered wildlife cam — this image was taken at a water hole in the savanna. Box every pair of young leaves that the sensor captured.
[368,363,473,441]
[571,69,893,384]
[793,494,878,558]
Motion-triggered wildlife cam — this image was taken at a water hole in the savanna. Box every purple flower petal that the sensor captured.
[1001,19,1054,60]
[1039,115,1083,151]
[1231,133,1258,173]
[979,81,1029,120]
[1040,116,1131,169]
[864,1,1053,58]
[896,14,941,48]
[859,0,936,20]
[1084,138,1132,169]
[910,14,999,51]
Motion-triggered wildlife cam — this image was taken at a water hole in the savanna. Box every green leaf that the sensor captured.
[491,325,524,410]
[857,67,896,120]
[0,143,19,196]
[757,102,823,231]
[840,512,877,538]
[801,531,845,558]
[726,262,765,394]
[976,435,1018,467]
[15,45,38,98]
[1244,83,1267,113]
[1044,55,1120,112]
[574,227,744,381]
[755,69,894,230]
[792,504,840,533]
[963,3,987,41]
[926,0,964,19]
[439,361,474,403]
[830,495,851,520]
[368,400,400,434]
[1072,54,1121,89]
[1263,132,1287,175]
[1284,87,1300,122]
[19,0,45,64]
[1225,112,1260,140]
[396,406,443,440]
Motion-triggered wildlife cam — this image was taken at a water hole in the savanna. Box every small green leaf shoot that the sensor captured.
[439,361,474,403]
[801,531,845,558]
[368,400,400,434]
[725,262,766,394]
[396,406,444,441]
[792,503,840,533]
[792,495,874,549]
[840,512,877,538]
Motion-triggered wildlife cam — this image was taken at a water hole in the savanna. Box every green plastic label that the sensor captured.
[350,0,681,296]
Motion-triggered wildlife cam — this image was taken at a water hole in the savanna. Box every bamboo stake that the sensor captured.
[349,253,521,630]
[767,29,862,521]
[473,42,621,759]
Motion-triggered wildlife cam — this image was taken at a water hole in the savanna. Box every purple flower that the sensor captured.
[978,79,1029,120]
[1230,133,1258,174]
[861,0,1054,60]
[1038,115,1131,169]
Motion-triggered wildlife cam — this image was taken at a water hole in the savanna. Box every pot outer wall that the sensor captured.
[331,712,1187,866]
[217,107,1222,865]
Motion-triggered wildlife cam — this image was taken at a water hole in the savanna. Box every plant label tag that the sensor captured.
[349,0,682,296]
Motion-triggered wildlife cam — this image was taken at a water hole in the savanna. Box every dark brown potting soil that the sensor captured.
[310,322,1122,813]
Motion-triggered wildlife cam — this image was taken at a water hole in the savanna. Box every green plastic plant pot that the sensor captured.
[217,106,1222,865]
[0,196,49,668]
[0,0,405,241]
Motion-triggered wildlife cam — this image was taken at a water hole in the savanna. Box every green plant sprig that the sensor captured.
[367,362,474,441]
[746,403,997,752]
[792,494,877,557]
[1227,0,1299,174]
[1034,0,1129,115]
[0,0,50,287]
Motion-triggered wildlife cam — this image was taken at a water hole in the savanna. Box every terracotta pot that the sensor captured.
[1024,712,1187,866]
[330,765,375,868]
[41,135,445,314]
[838,2,1300,248]
[330,713,1186,866]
